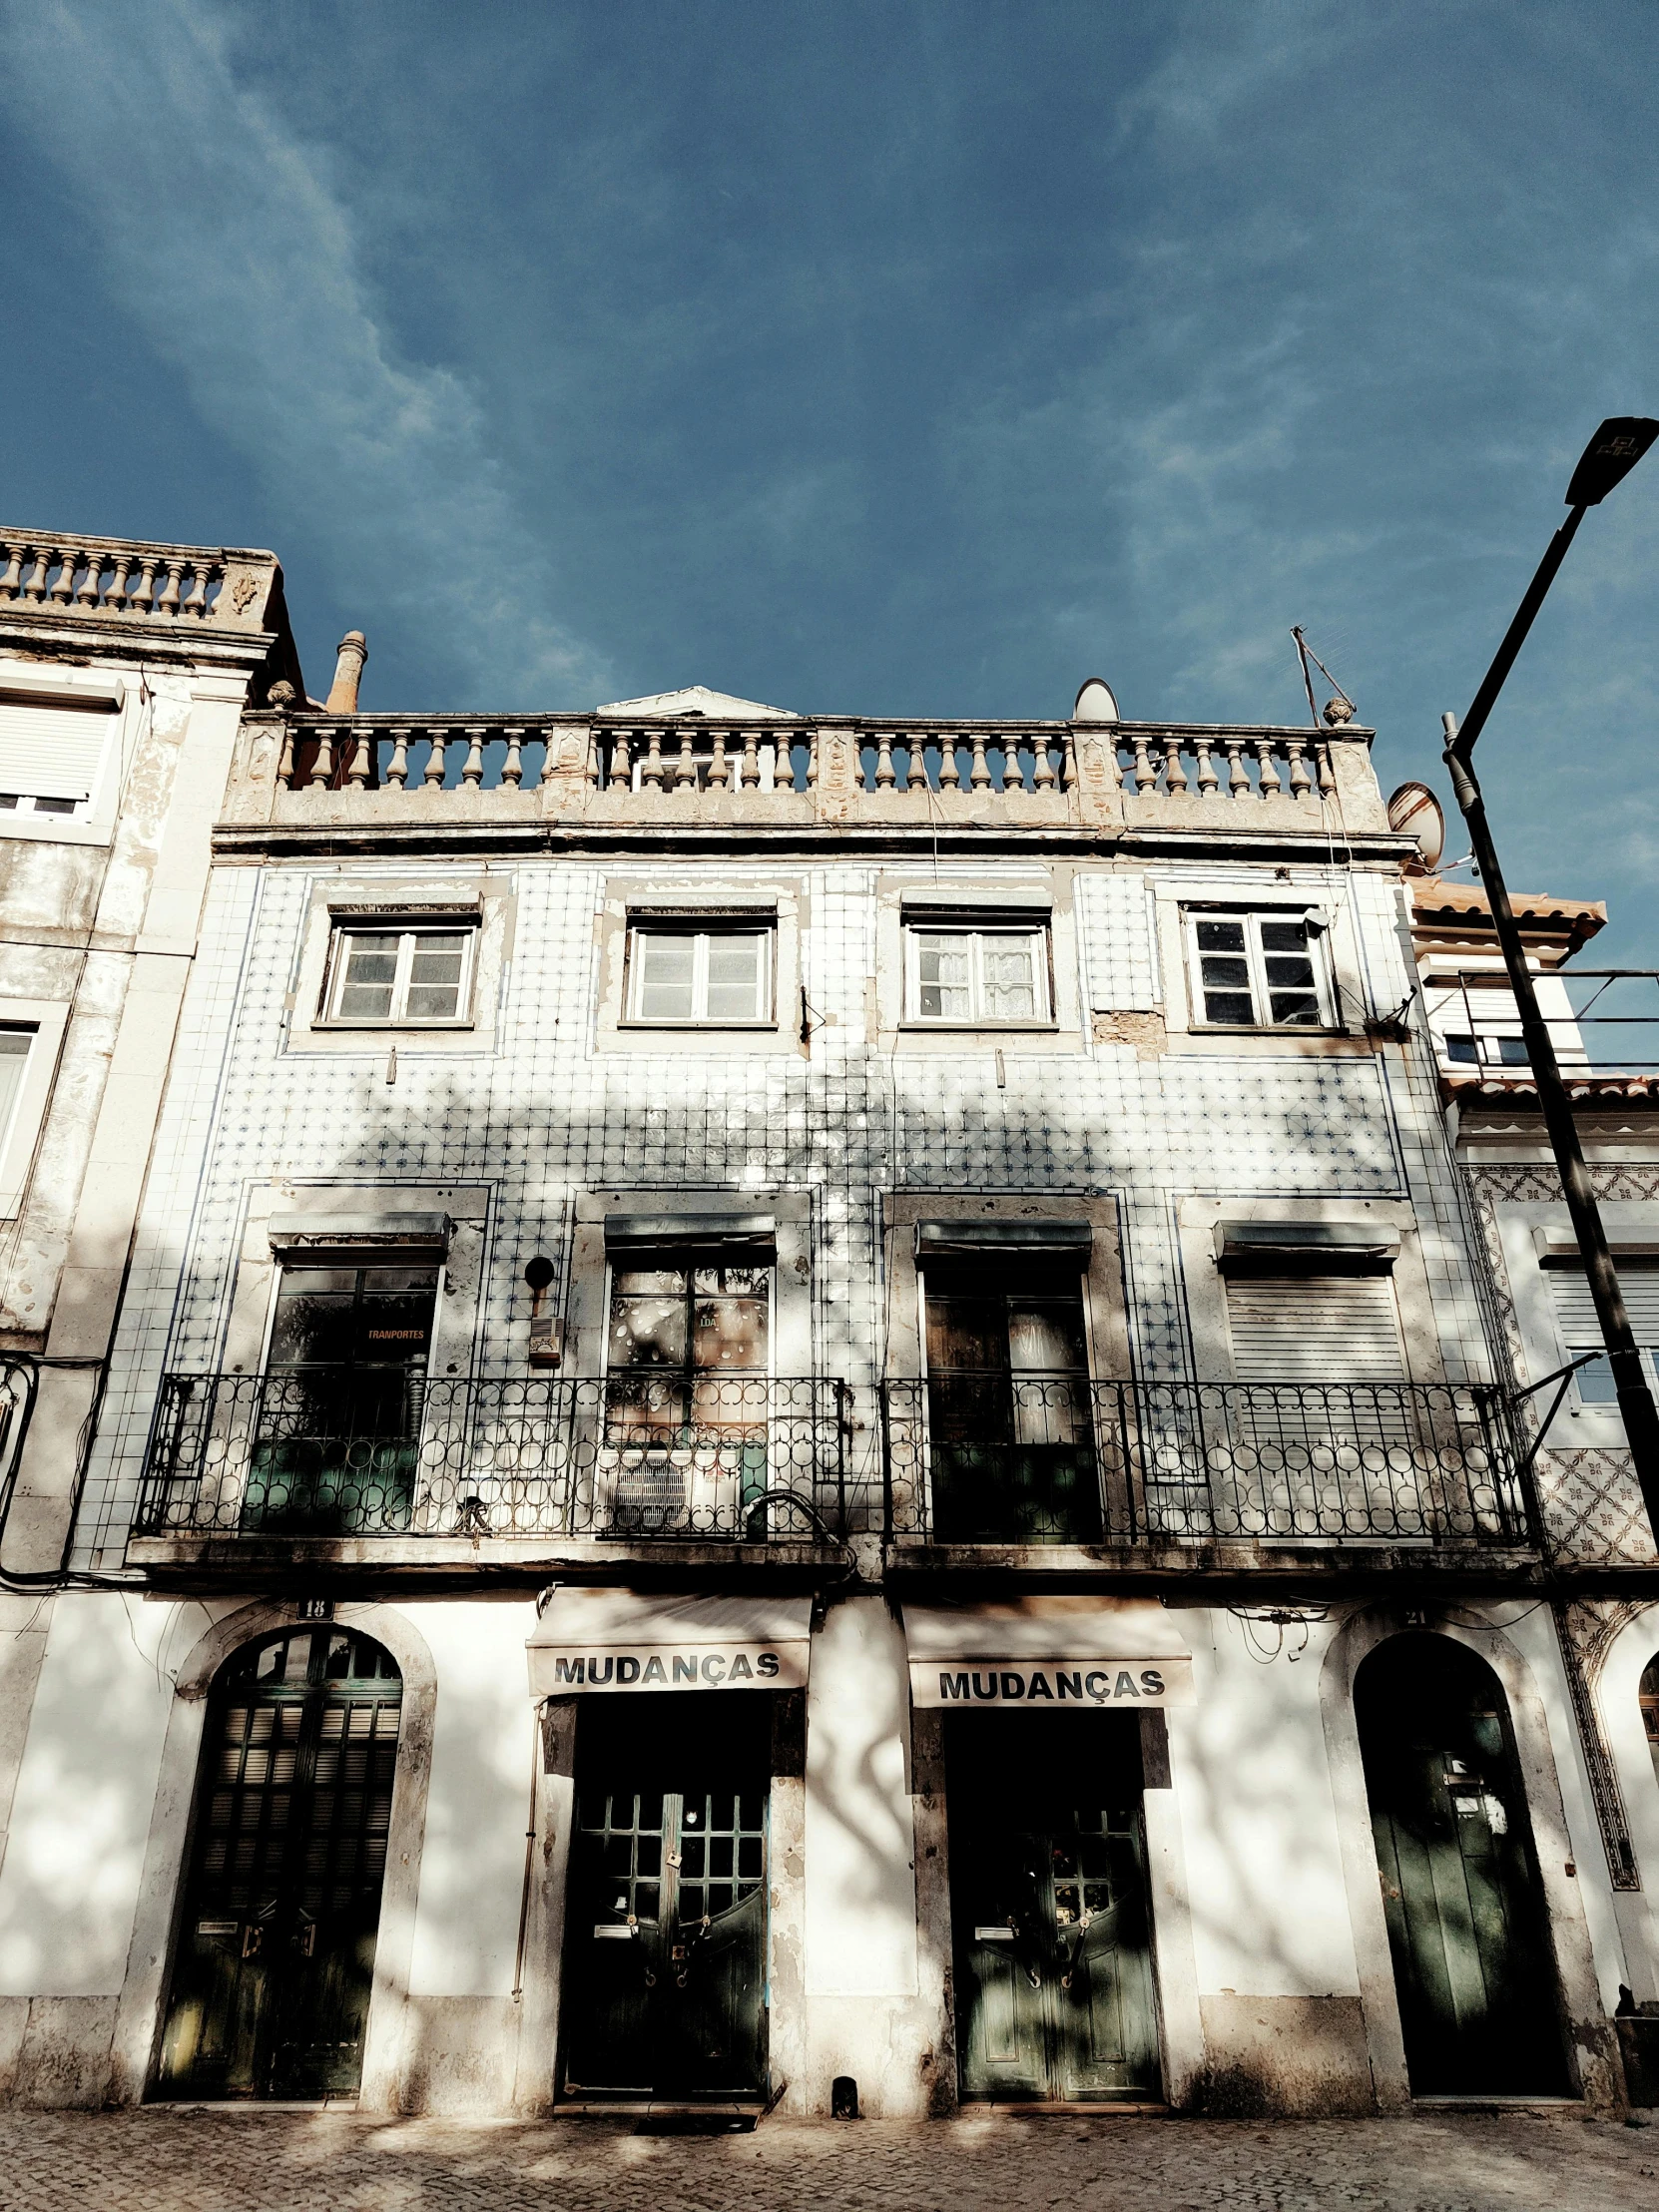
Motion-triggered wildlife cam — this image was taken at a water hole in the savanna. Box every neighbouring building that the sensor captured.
[0,522,1656,2119]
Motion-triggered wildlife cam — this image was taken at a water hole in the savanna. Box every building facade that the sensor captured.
[0,524,1655,2117]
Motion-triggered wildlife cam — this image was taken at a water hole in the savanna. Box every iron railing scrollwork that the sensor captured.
[879,1378,1532,1546]
[133,1372,849,1543]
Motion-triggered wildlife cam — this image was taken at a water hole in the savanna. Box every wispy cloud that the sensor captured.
[0,1,606,706]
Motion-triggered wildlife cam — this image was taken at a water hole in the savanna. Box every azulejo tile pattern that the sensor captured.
[79,854,1493,1567]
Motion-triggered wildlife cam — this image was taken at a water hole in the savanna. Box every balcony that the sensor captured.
[878,1379,1534,1553]
[128,1373,850,1563]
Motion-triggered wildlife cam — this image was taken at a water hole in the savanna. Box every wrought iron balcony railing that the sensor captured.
[131,1372,850,1544]
[879,1378,1534,1546]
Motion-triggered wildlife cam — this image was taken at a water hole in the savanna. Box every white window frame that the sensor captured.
[320,920,478,1028]
[1183,906,1337,1031]
[0,999,70,1220]
[901,915,1054,1028]
[622,919,777,1027]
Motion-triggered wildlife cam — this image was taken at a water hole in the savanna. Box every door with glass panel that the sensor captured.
[921,1257,1099,1542]
[949,1713,1161,2102]
[562,1696,770,2102]
[245,1258,438,1533]
[603,1244,772,1535]
[155,1628,403,2100]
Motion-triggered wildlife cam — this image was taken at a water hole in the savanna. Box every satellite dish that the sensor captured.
[1073,678,1119,724]
[1386,782,1445,874]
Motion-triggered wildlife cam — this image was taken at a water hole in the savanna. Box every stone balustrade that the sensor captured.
[231,713,1391,840]
[0,528,280,634]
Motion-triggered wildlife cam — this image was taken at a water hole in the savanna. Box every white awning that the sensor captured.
[527,1589,813,1699]
[901,1597,1195,1711]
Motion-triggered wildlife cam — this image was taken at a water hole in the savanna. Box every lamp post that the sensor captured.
[1440,416,1659,1535]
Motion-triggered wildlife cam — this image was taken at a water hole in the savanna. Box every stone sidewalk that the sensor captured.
[0,2108,1656,2212]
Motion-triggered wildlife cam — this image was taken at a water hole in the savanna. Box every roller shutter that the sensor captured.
[1225,1273,1407,1382]
[0,694,119,804]
[1546,1269,1659,1350]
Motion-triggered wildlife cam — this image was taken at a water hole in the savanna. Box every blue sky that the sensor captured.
[2,2,1656,953]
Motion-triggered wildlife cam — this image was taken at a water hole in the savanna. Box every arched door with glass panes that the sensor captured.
[155,1626,403,2100]
[1356,1634,1566,2097]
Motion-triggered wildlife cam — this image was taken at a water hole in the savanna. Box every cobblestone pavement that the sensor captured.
[0,2107,1656,2212]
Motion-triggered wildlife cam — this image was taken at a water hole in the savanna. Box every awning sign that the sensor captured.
[908,1656,1195,1709]
[532,1642,808,1695]
[526,1589,812,1699]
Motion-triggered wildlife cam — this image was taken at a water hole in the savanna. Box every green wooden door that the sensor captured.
[949,1714,1161,2102]
[1357,1634,1567,2097]
[156,1627,403,2099]
[562,1697,770,2101]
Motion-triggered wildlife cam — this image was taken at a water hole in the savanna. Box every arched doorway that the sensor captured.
[1640,1652,1659,1789]
[154,1624,403,2099]
[1356,1633,1567,2097]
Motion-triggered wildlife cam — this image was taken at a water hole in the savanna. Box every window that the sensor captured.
[624,921,773,1024]
[249,1259,441,1535]
[903,917,1051,1024]
[1187,911,1331,1028]
[1224,1273,1406,1382]
[605,1247,773,1449]
[323,924,475,1025]
[0,691,119,818]
[1443,1032,1529,1068]
[1544,1265,1659,1404]
[0,1026,34,1152]
[920,1256,1097,1541]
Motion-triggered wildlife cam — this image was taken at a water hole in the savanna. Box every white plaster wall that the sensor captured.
[804,1596,916,1998]
[0,1593,177,1994]
[1169,1609,1361,1998]
[1597,1602,1659,2002]
[404,1599,539,1997]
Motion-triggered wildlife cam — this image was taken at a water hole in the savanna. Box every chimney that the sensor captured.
[324,630,367,713]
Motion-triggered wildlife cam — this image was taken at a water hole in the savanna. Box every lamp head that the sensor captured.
[1565,416,1659,507]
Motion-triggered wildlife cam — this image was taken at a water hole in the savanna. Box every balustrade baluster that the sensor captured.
[1032,733,1057,789]
[579,728,601,788]
[105,555,132,612]
[1131,734,1158,793]
[423,727,449,787]
[1285,737,1313,796]
[128,558,157,613]
[1058,729,1080,790]
[276,728,295,786]
[1003,737,1027,794]
[345,728,373,788]
[1253,739,1283,796]
[0,546,23,601]
[969,733,991,789]
[460,726,487,788]
[707,731,731,790]
[384,728,411,789]
[500,727,525,788]
[806,730,820,789]
[674,730,699,791]
[48,549,79,605]
[607,730,632,789]
[773,732,796,790]
[22,548,51,603]
[1225,739,1250,796]
[156,560,185,616]
[1193,737,1219,793]
[307,726,336,790]
[74,553,103,608]
[736,730,759,789]
[640,728,666,787]
[182,563,212,618]
[1316,740,1337,798]
[934,732,957,789]
[874,732,895,788]
[1162,737,1189,794]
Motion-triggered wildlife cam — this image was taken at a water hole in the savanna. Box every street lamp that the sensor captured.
[1440,415,1659,1535]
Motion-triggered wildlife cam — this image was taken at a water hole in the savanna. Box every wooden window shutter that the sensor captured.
[0,696,119,803]
[1225,1273,1407,1382]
